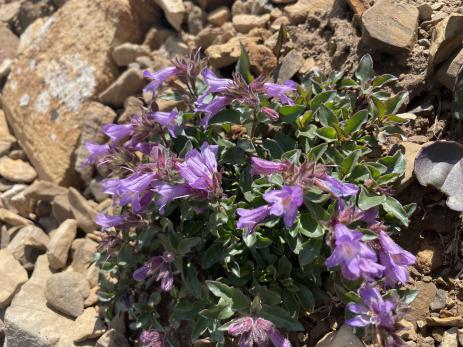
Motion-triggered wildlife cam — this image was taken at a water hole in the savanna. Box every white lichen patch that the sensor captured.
[19,94,30,107]
[50,132,57,142]
[34,91,50,114]
[43,54,96,113]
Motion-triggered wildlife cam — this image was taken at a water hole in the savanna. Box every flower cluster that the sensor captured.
[90,50,417,347]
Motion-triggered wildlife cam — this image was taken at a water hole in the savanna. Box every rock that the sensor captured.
[417,3,433,21]
[162,35,189,58]
[232,0,272,16]
[440,327,458,347]
[0,109,16,157]
[112,43,151,67]
[143,26,176,50]
[70,238,98,274]
[406,281,437,326]
[416,244,443,274]
[430,289,448,312]
[0,249,28,309]
[14,0,54,34]
[118,96,143,124]
[437,48,463,90]
[186,2,206,35]
[87,178,108,202]
[45,271,90,318]
[284,0,339,25]
[315,325,363,347]
[17,17,47,54]
[6,225,49,270]
[274,49,304,83]
[96,329,130,347]
[429,14,463,66]
[84,286,99,307]
[247,41,278,75]
[207,6,231,26]
[345,0,369,18]
[4,256,80,346]
[397,142,422,192]
[1,184,31,216]
[154,0,186,31]
[68,188,97,233]
[426,317,463,328]
[0,208,31,227]
[22,180,67,202]
[0,317,4,346]
[0,25,19,65]
[0,1,21,25]
[0,58,12,82]
[52,193,73,223]
[272,0,296,4]
[99,67,145,108]
[232,14,270,33]
[74,102,116,183]
[270,16,290,31]
[458,328,463,346]
[0,0,157,186]
[73,307,105,342]
[398,320,417,341]
[361,0,419,52]
[47,219,77,270]
[0,157,37,184]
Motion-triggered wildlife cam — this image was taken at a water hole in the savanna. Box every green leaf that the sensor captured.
[316,127,337,141]
[385,91,409,115]
[191,317,212,341]
[358,187,386,210]
[185,263,202,299]
[259,304,304,331]
[298,238,322,266]
[382,196,410,226]
[453,63,463,120]
[273,24,289,58]
[344,110,368,135]
[279,105,305,123]
[210,109,242,124]
[298,213,324,237]
[295,283,315,311]
[200,298,234,320]
[341,150,361,176]
[278,256,292,279]
[254,285,281,305]
[310,91,336,111]
[201,243,225,269]
[263,138,284,158]
[371,74,397,88]
[236,42,253,83]
[355,54,374,85]
[206,281,251,312]
[317,105,338,127]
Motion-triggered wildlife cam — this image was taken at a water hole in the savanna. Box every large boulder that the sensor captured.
[0,249,28,309]
[0,0,158,186]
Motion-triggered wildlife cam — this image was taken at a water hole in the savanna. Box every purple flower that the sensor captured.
[314,175,359,198]
[335,200,378,226]
[326,224,384,281]
[346,284,396,330]
[201,68,232,94]
[196,95,232,127]
[263,186,303,228]
[96,213,125,229]
[262,107,280,121]
[143,66,178,97]
[251,157,287,176]
[133,252,175,292]
[149,110,181,138]
[84,142,110,165]
[178,142,222,195]
[228,316,291,347]
[263,81,296,105]
[140,330,170,347]
[378,231,415,286]
[236,205,271,234]
[102,123,134,143]
[153,182,192,214]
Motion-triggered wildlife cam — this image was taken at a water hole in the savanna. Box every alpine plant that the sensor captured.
[89,49,417,346]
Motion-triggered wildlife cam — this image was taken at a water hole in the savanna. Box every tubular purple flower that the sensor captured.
[153,182,192,214]
[143,66,178,97]
[228,316,291,347]
[96,213,125,229]
[263,81,296,105]
[346,284,396,330]
[178,142,222,195]
[263,186,304,227]
[251,157,287,176]
[102,123,134,143]
[262,107,280,121]
[378,231,415,286]
[84,142,110,165]
[315,175,359,198]
[140,330,170,347]
[149,110,181,138]
[201,68,233,94]
[196,95,232,127]
[236,205,271,233]
[133,252,175,292]
[326,223,385,281]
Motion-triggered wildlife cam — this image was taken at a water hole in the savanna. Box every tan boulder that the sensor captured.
[0,157,37,183]
[99,67,145,108]
[232,14,270,33]
[154,0,185,31]
[96,329,130,347]
[0,25,18,65]
[68,188,97,233]
[284,0,340,25]
[47,219,77,270]
[437,48,463,90]
[0,249,28,308]
[0,109,16,156]
[111,43,151,67]
[207,6,231,27]
[6,225,49,270]
[429,14,463,66]
[73,307,105,342]
[0,208,32,227]
[0,0,158,186]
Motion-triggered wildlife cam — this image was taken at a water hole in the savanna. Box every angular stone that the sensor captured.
[73,307,105,342]
[99,67,145,108]
[9,189,34,217]
[51,193,73,223]
[74,102,116,183]
[232,14,270,33]
[0,184,27,213]
[207,6,231,26]
[405,281,437,326]
[361,0,419,52]
[0,249,28,309]
[0,25,18,65]
[68,188,97,233]
[0,0,157,186]
[112,43,151,67]
[70,238,98,274]
[22,180,67,202]
[17,17,47,54]
[284,0,339,25]
[0,1,21,24]
[0,109,16,157]
[143,26,176,50]
[0,157,37,183]
[426,317,463,328]
[84,286,99,307]
[315,325,363,347]
[96,329,130,347]
[47,219,77,270]
[275,49,304,83]
[345,0,369,18]
[154,0,186,31]
[437,48,463,90]
[430,14,463,66]
[6,225,49,270]
[45,271,90,318]
[0,208,31,227]
[415,244,443,274]
[397,142,422,192]
[186,2,206,35]
[4,256,80,346]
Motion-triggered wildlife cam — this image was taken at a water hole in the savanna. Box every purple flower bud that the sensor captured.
[251,157,287,176]
[263,81,296,105]
[236,205,271,233]
[133,253,175,292]
[143,66,178,97]
[102,123,134,143]
[149,110,181,138]
[84,142,110,165]
[263,186,303,228]
[140,330,170,347]
[315,175,359,198]
[262,107,280,121]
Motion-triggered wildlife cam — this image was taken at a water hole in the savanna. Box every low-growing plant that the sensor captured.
[89,48,417,347]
